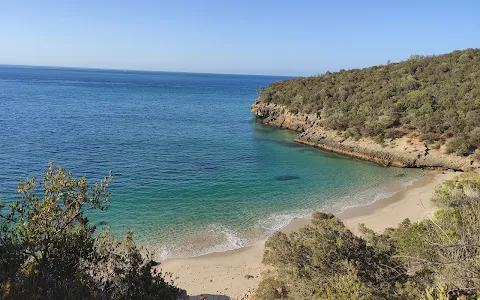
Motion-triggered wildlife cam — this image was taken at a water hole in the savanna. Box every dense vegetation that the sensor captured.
[256,175,480,299]
[258,49,480,155]
[0,164,185,300]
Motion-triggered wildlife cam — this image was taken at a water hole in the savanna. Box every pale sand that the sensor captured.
[159,170,459,300]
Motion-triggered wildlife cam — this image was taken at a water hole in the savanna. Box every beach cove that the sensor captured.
[161,170,458,299]
[0,65,422,260]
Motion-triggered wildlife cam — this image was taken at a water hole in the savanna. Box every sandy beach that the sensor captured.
[159,170,458,300]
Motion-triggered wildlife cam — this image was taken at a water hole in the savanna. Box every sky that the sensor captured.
[0,0,479,76]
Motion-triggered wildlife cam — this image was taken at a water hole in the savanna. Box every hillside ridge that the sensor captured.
[251,49,480,171]
[251,100,478,171]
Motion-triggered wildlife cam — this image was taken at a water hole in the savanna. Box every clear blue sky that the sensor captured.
[1,0,479,76]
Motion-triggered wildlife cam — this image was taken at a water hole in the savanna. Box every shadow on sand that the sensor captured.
[189,295,230,300]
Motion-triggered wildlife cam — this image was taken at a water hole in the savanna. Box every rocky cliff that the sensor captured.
[251,99,479,172]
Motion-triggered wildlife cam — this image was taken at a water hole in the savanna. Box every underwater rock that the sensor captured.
[275,175,300,181]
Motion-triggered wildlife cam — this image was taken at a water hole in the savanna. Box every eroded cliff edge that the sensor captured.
[251,99,479,171]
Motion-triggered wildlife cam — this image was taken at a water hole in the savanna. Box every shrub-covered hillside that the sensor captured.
[258,49,480,154]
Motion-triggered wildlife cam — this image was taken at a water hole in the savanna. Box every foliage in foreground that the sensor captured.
[256,175,480,299]
[258,49,480,156]
[0,164,185,300]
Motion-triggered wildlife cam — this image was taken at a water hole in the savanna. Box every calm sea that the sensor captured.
[0,65,422,259]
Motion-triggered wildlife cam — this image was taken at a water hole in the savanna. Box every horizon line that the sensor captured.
[0,63,296,78]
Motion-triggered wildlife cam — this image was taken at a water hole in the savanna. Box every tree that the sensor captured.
[0,163,186,300]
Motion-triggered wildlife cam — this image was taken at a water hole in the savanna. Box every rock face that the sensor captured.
[251,99,479,172]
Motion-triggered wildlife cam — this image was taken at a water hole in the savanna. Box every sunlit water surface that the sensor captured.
[0,66,422,259]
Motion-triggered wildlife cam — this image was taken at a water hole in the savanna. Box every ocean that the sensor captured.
[0,65,422,259]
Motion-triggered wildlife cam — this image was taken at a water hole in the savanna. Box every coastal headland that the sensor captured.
[251,100,478,171]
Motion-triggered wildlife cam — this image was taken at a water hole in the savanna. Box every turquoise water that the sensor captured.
[0,66,422,259]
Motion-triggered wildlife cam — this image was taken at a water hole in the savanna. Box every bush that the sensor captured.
[257,212,415,299]
[473,151,480,163]
[397,176,480,293]
[256,176,480,299]
[385,128,407,140]
[344,128,361,140]
[0,164,186,300]
[469,127,480,148]
[420,132,441,144]
[445,136,474,156]
[374,133,384,144]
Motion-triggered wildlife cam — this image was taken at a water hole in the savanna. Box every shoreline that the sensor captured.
[250,100,479,172]
[156,170,418,262]
[159,170,459,299]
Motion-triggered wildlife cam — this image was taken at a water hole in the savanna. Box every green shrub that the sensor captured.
[469,127,480,148]
[256,176,480,299]
[255,277,288,300]
[473,151,480,162]
[257,212,415,299]
[398,176,480,293]
[420,132,441,144]
[0,164,185,300]
[445,137,474,156]
[344,128,361,140]
[374,133,385,144]
[385,128,407,140]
